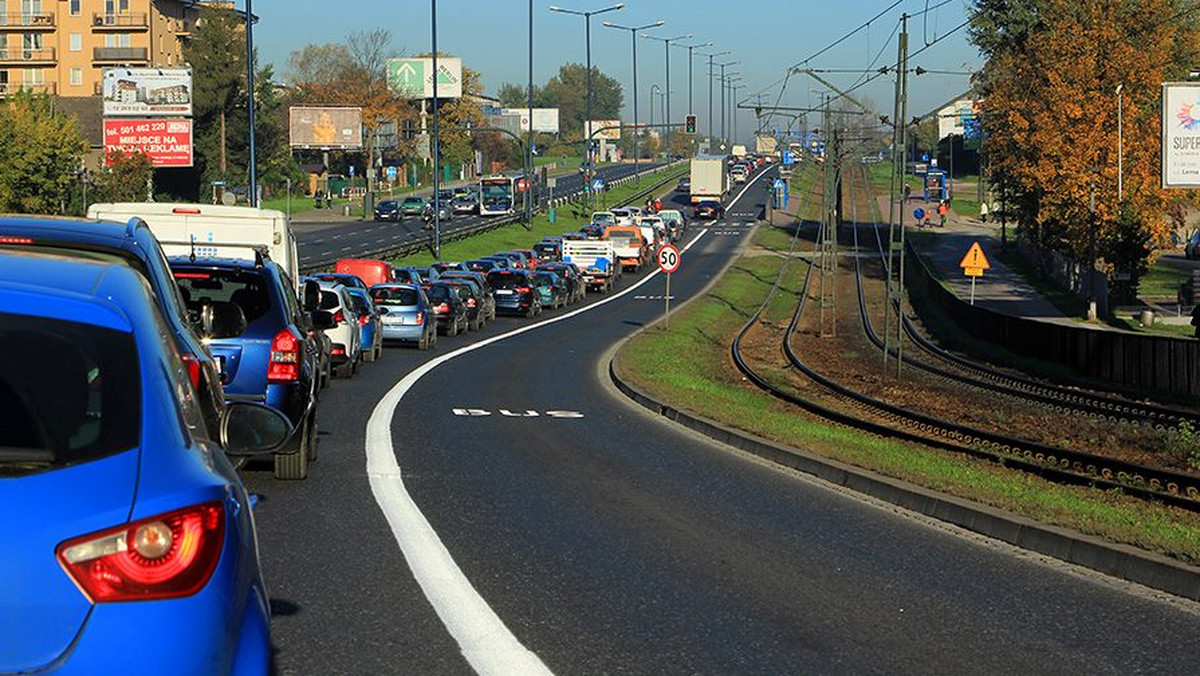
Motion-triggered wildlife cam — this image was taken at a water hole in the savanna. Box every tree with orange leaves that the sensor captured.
[972,0,1200,298]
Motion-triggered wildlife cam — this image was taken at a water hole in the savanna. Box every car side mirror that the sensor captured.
[310,309,336,330]
[301,280,321,312]
[201,300,247,339]
[220,402,292,456]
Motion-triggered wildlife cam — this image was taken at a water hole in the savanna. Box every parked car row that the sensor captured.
[374,186,479,225]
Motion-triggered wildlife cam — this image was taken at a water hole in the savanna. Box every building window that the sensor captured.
[69,33,81,52]
[69,0,80,16]
[119,34,130,48]
[69,67,81,86]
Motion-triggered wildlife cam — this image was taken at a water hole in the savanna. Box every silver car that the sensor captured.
[370,283,437,350]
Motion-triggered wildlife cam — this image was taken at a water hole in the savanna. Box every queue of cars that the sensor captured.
[374,186,477,225]
[0,185,691,673]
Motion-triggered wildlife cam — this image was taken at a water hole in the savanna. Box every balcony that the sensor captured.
[0,13,56,30]
[0,82,56,98]
[0,46,56,65]
[92,13,149,30]
[93,46,148,63]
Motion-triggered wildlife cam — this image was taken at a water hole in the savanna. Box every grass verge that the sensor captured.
[389,165,685,266]
[616,238,1200,564]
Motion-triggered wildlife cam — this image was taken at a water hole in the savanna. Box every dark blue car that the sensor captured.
[0,249,290,674]
[170,255,326,480]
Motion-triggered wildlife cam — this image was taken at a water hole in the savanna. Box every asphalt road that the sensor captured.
[293,162,666,269]
[243,165,1200,674]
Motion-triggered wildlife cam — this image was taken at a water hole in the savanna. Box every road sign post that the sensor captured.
[958,241,991,305]
[658,244,681,329]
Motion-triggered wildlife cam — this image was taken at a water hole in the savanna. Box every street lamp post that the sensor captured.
[527,0,534,225]
[1116,83,1124,201]
[643,32,691,135]
[703,50,730,149]
[673,40,712,117]
[245,0,257,207]
[716,61,737,147]
[550,3,624,212]
[432,0,441,258]
[729,80,743,145]
[604,19,664,182]
[650,83,660,129]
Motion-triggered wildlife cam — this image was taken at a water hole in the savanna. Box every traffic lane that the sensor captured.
[392,212,1200,668]
[240,344,470,674]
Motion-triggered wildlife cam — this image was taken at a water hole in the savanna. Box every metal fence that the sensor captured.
[906,242,1200,399]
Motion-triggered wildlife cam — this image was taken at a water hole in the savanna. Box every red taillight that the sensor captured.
[331,346,345,356]
[358,314,370,326]
[415,311,424,325]
[172,272,211,280]
[0,236,34,245]
[434,303,449,313]
[333,310,345,324]
[267,328,300,383]
[56,502,225,603]
[466,298,477,308]
[516,286,531,294]
[171,207,202,215]
[180,352,202,389]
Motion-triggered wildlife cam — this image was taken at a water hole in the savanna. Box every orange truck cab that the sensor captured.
[603,225,647,272]
[335,258,393,288]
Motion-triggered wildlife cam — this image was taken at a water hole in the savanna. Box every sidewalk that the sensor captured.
[885,195,1121,331]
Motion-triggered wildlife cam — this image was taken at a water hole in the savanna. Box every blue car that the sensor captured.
[371,283,438,349]
[170,256,327,480]
[0,249,290,675]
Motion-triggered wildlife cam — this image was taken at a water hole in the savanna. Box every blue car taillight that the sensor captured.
[56,502,225,603]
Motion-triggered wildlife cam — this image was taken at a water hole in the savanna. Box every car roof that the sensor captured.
[0,249,148,332]
[168,255,267,271]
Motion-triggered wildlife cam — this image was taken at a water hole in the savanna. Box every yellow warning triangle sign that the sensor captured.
[959,241,991,270]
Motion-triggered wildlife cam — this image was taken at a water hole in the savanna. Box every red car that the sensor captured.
[694,200,724,220]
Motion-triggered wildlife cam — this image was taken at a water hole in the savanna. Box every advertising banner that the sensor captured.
[102,68,192,117]
[386,57,463,99]
[289,107,363,149]
[585,120,622,141]
[1163,83,1200,189]
[501,108,561,133]
[103,119,193,167]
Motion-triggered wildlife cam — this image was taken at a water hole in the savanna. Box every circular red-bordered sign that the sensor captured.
[657,244,681,274]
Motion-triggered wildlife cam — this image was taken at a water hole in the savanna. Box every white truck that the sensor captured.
[731,144,748,158]
[562,239,618,293]
[689,156,729,204]
[87,203,300,290]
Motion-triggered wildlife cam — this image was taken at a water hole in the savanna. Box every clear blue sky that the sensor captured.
[251,1,980,142]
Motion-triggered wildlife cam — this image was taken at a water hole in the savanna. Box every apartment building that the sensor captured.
[0,0,202,99]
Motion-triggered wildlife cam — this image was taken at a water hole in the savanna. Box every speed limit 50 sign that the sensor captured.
[657,244,681,274]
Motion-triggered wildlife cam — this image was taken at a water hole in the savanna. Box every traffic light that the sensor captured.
[685,114,697,134]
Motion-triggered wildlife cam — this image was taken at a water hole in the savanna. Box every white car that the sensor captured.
[315,281,363,378]
[610,207,635,226]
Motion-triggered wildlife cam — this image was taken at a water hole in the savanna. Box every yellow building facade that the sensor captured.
[0,0,201,98]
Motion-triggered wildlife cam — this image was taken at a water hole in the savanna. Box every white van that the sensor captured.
[87,203,299,290]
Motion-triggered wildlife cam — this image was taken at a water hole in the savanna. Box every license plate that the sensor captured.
[383,316,404,325]
[495,289,513,295]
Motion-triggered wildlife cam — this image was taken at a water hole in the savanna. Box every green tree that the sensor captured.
[0,93,87,214]
[91,150,154,203]
[540,63,624,137]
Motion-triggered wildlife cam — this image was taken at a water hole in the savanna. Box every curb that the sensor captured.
[606,268,1200,604]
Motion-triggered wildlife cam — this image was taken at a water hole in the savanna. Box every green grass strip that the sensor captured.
[617,244,1200,564]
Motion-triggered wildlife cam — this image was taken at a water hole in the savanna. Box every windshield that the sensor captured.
[487,271,527,289]
[0,312,140,467]
[175,268,275,326]
[371,286,421,306]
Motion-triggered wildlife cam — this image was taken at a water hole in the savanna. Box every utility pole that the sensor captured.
[818,93,838,338]
[245,0,257,207]
[432,0,441,259]
[882,13,909,376]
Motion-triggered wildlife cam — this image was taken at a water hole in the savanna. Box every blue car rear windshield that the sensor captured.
[372,287,420,306]
[175,268,275,325]
[0,312,140,467]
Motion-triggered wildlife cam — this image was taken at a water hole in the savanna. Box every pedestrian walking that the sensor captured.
[937,200,949,227]
[979,200,989,223]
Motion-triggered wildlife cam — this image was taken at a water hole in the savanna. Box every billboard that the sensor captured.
[289,107,363,149]
[386,57,463,99]
[500,108,561,133]
[585,120,622,141]
[937,99,976,141]
[103,119,193,167]
[1163,83,1200,189]
[102,68,192,117]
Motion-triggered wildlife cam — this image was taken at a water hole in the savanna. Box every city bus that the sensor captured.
[478,175,516,216]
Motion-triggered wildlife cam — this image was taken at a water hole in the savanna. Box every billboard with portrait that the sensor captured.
[289,107,363,149]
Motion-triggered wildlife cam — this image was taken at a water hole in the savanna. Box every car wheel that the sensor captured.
[525,304,537,319]
[448,318,460,337]
[364,344,376,363]
[417,332,429,350]
[274,424,309,480]
[374,344,383,361]
[351,354,361,375]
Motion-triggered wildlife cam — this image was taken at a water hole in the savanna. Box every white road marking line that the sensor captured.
[365,228,712,676]
[361,168,767,673]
